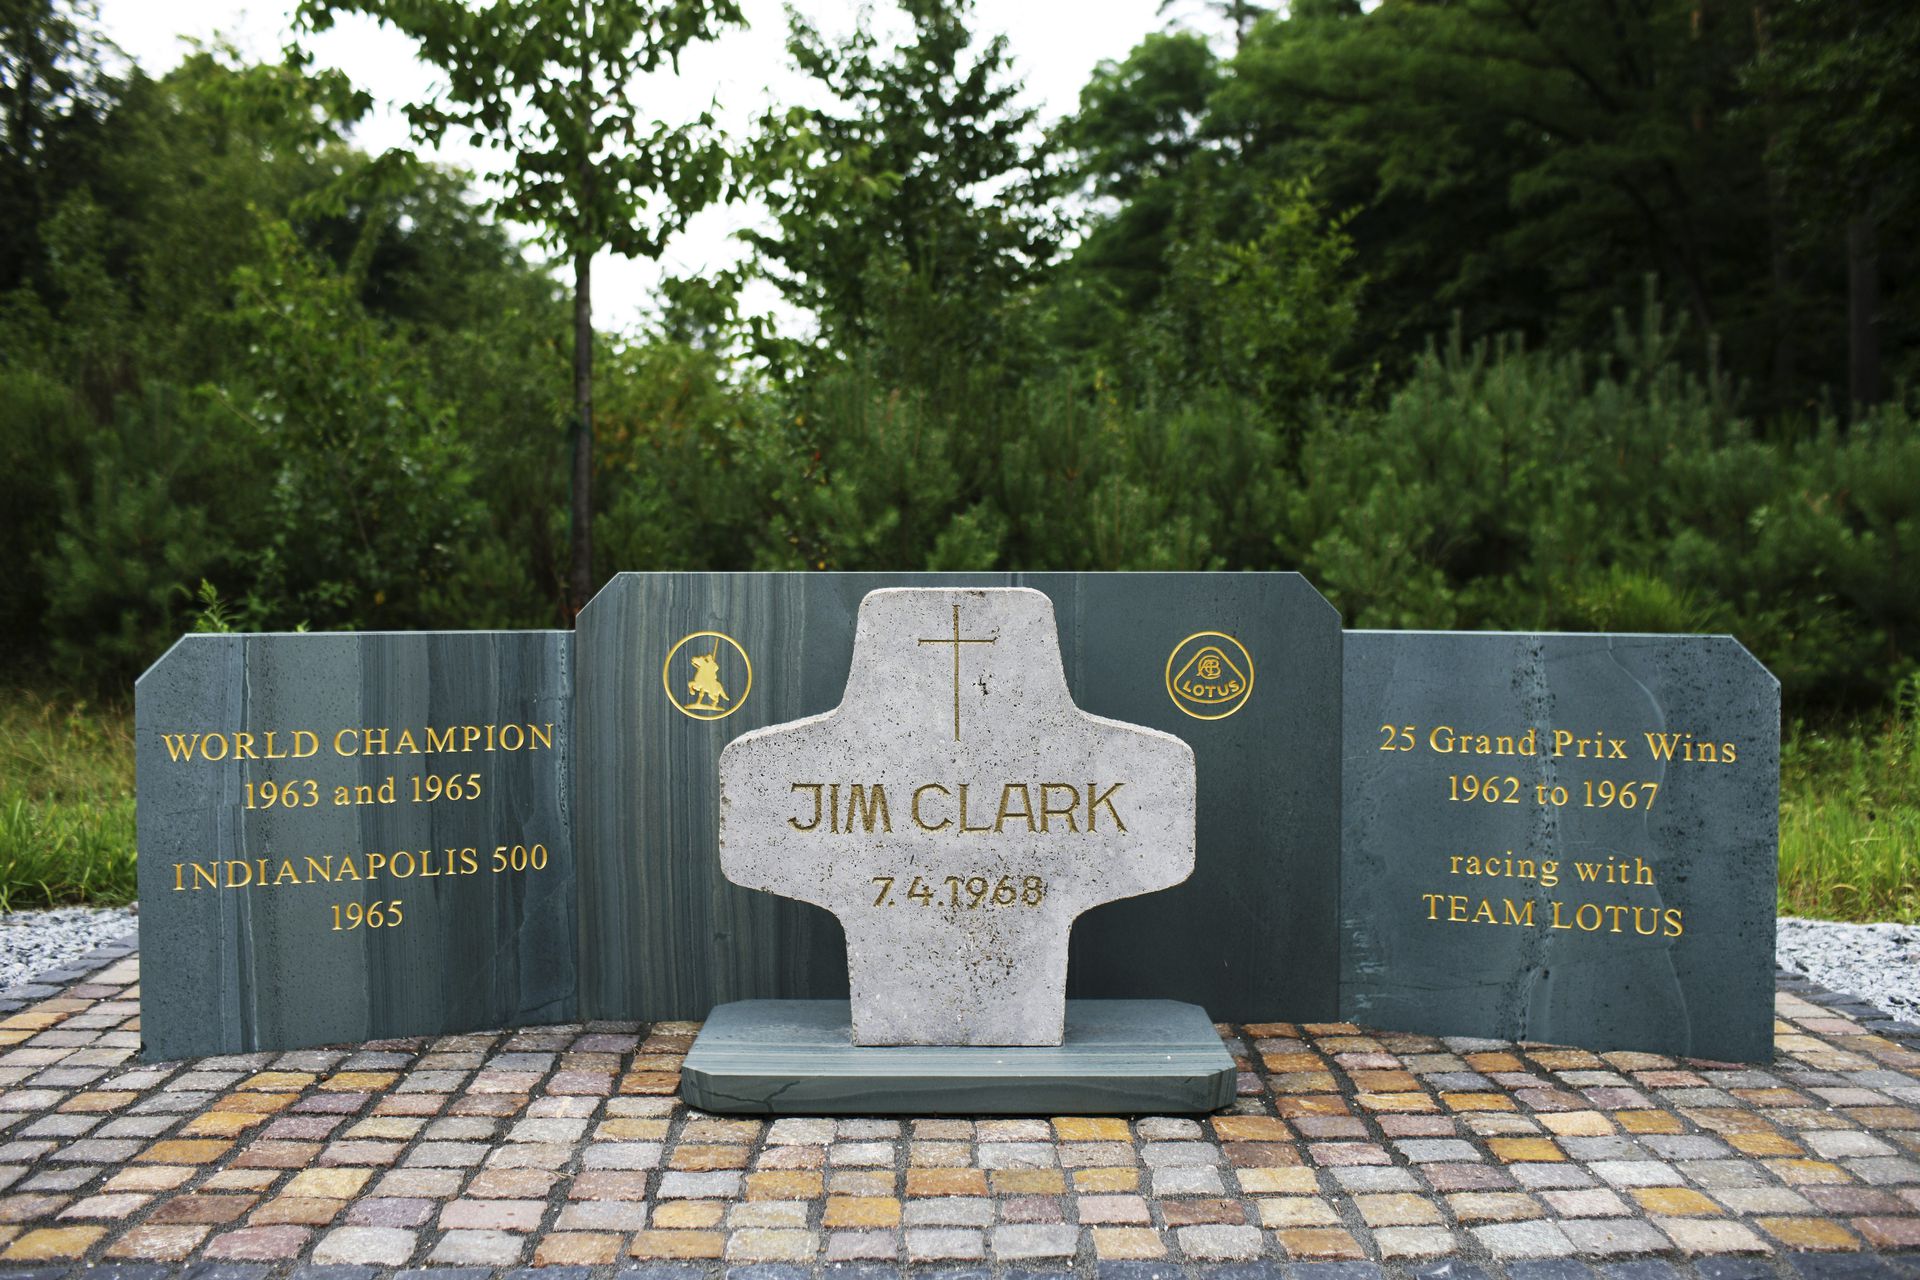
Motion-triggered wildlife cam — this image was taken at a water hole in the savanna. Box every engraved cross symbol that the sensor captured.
[916,604,997,741]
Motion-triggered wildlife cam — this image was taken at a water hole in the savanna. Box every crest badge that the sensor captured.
[1165,631,1255,720]
[663,631,753,721]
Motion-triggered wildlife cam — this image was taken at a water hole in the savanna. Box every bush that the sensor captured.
[1287,299,1920,711]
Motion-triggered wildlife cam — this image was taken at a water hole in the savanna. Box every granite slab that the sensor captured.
[1339,631,1779,1061]
[135,631,577,1059]
[574,571,1342,1025]
[679,998,1237,1114]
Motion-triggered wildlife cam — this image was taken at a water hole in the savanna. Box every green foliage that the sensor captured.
[746,0,1058,390]
[294,0,741,263]
[1780,683,1920,923]
[0,690,135,910]
[178,220,481,633]
[1286,294,1920,708]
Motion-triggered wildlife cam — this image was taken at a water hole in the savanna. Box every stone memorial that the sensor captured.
[132,573,1783,1069]
[135,631,577,1059]
[679,586,1238,1113]
[1339,631,1779,1061]
[573,571,1343,1024]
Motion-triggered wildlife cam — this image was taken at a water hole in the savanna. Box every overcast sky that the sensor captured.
[92,0,1179,335]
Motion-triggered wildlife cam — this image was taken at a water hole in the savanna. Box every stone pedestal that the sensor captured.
[681,999,1235,1115]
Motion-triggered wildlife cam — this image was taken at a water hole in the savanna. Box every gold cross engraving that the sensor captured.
[917,604,998,741]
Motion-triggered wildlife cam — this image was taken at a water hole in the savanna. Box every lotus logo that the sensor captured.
[1164,632,1255,720]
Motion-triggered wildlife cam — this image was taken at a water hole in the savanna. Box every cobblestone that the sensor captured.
[0,950,1909,1274]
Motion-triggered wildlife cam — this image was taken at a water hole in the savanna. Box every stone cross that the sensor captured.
[717,588,1197,1046]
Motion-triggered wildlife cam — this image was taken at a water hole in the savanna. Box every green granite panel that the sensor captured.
[574,572,1341,1023]
[680,999,1236,1115]
[135,631,577,1059]
[1339,631,1779,1061]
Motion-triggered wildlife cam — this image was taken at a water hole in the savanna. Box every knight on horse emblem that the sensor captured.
[687,645,730,713]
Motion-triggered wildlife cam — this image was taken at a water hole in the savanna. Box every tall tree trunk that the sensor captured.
[1847,212,1882,414]
[569,248,594,618]
[1753,1,1797,412]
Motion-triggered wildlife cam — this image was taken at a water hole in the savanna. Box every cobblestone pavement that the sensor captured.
[0,942,1913,1279]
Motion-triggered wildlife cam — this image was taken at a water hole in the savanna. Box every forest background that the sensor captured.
[0,0,1914,920]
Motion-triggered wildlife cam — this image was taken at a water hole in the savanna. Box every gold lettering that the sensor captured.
[335,729,360,756]
[913,784,951,831]
[846,784,892,833]
[1087,782,1126,832]
[789,783,823,831]
[426,726,457,754]
[958,784,993,834]
[995,784,1036,834]
[293,730,319,758]
[1039,783,1079,833]
[531,722,554,751]
[499,723,525,752]
[393,729,421,755]
[232,732,257,760]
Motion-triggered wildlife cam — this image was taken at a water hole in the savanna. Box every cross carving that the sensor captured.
[917,603,997,740]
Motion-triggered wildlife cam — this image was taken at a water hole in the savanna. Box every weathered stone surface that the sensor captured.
[574,571,1342,1024]
[679,999,1235,1115]
[1339,631,1778,1061]
[135,632,577,1060]
[717,588,1195,1046]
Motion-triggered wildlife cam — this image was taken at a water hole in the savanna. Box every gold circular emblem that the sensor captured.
[1165,631,1254,720]
[662,631,753,721]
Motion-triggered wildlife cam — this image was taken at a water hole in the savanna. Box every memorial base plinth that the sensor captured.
[680,998,1235,1115]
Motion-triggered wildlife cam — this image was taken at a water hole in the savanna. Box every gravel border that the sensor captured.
[0,904,137,993]
[1777,915,1920,1023]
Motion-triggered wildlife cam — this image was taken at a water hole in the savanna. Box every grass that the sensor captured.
[1779,679,1920,924]
[0,684,1912,922]
[0,689,137,910]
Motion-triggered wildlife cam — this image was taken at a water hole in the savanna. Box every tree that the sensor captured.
[745,0,1057,391]
[0,0,117,294]
[1745,0,1920,411]
[1192,0,1782,386]
[1058,30,1222,317]
[297,0,745,616]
